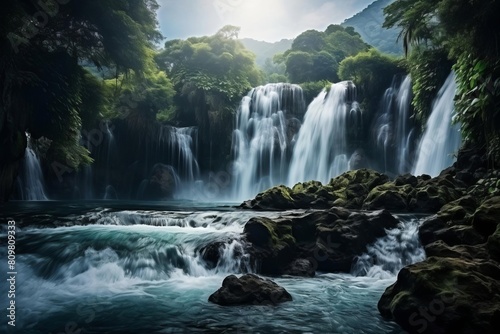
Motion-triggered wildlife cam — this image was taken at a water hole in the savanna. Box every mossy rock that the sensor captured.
[378,256,500,334]
[363,184,408,211]
[437,195,478,224]
[242,185,296,210]
[472,196,500,237]
[487,224,500,262]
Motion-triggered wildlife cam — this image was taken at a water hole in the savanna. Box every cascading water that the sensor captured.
[413,72,462,177]
[351,216,426,279]
[166,126,200,183]
[232,83,305,200]
[0,202,426,333]
[288,81,357,185]
[16,133,48,200]
[372,76,413,175]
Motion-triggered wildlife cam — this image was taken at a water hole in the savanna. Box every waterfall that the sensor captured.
[373,75,413,175]
[288,81,356,185]
[232,83,305,200]
[17,133,48,200]
[167,126,200,183]
[351,216,426,279]
[413,72,462,177]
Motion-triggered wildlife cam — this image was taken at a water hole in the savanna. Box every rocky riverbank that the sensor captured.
[227,147,500,333]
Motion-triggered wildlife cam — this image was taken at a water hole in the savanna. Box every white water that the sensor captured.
[166,126,200,183]
[17,133,48,200]
[232,83,305,200]
[373,76,413,174]
[288,82,356,185]
[0,203,427,333]
[352,216,426,279]
[413,72,462,177]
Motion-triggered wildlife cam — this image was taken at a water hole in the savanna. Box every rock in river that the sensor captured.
[208,274,292,306]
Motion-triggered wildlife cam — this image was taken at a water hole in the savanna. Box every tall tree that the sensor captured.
[0,0,162,201]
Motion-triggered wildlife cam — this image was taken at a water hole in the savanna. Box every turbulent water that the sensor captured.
[413,72,462,177]
[0,201,426,334]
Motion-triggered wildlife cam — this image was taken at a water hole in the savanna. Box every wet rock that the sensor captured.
[488,224,500,262]
[472,196,500,237]
[199,241,226,269]
[243,209,399,275]
[240,169,389,210]
[283,258,315,277]
[378,256,500,334]
[208,274,292,306]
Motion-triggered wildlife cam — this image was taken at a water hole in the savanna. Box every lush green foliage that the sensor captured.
[384,0,500,162]
[339,49,404,112]
[406,47,452,123]
[155,25,264,167]
[1,0,162,168]
[278,25,370,84]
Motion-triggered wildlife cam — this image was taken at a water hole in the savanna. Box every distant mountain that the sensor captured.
[341,0,403,55]
[240,38,293,66]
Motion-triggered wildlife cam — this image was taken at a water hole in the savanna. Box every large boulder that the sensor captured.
[208,274,292,306]
[472,196,500,237]
[243,208,400,275]
[240,169,389,210]
[378,256,500,334]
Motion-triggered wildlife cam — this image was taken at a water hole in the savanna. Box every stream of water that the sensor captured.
[0,201,424,334]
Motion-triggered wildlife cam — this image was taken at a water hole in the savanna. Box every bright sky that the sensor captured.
[157,0,375,42]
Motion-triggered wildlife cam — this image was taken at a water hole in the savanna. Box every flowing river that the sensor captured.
[0,201,424,333]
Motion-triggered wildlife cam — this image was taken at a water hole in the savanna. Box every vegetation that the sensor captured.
[384,0,500,163]
[1,0,162,169]
[277,25,369,84]
[155,25,263,168]
[341,0,403,55]
[339,49,404,112]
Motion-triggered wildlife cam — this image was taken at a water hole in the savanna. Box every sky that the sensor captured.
[157,0,375,42]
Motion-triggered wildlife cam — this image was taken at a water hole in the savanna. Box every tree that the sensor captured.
[0,0,162,201]
[280,25,369,84]
[384,0,500,163]
[339,49,404,113]
[155,25,263,169]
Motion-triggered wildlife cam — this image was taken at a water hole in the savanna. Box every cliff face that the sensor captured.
[0,103,27,203]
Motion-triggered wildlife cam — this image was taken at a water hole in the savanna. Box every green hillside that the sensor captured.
[240,38,293,66]
[342,0,403,55]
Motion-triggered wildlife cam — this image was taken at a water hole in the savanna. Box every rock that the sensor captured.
[240,169,389,210]
[199,241,226,269]
[314,209,400,272]
[424,240,489,260]
[419,215,485,247]
[243,209,399,275]
[243,217,296,275]
[283,258,315,277]
[378,256,500,334]
[437,195,477,224]
[487,224,500,262]
[208,274,292,306]
[363,187,408,211]
[394,174,418,187]
[472,196,500,237]
[240,185,296,210]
